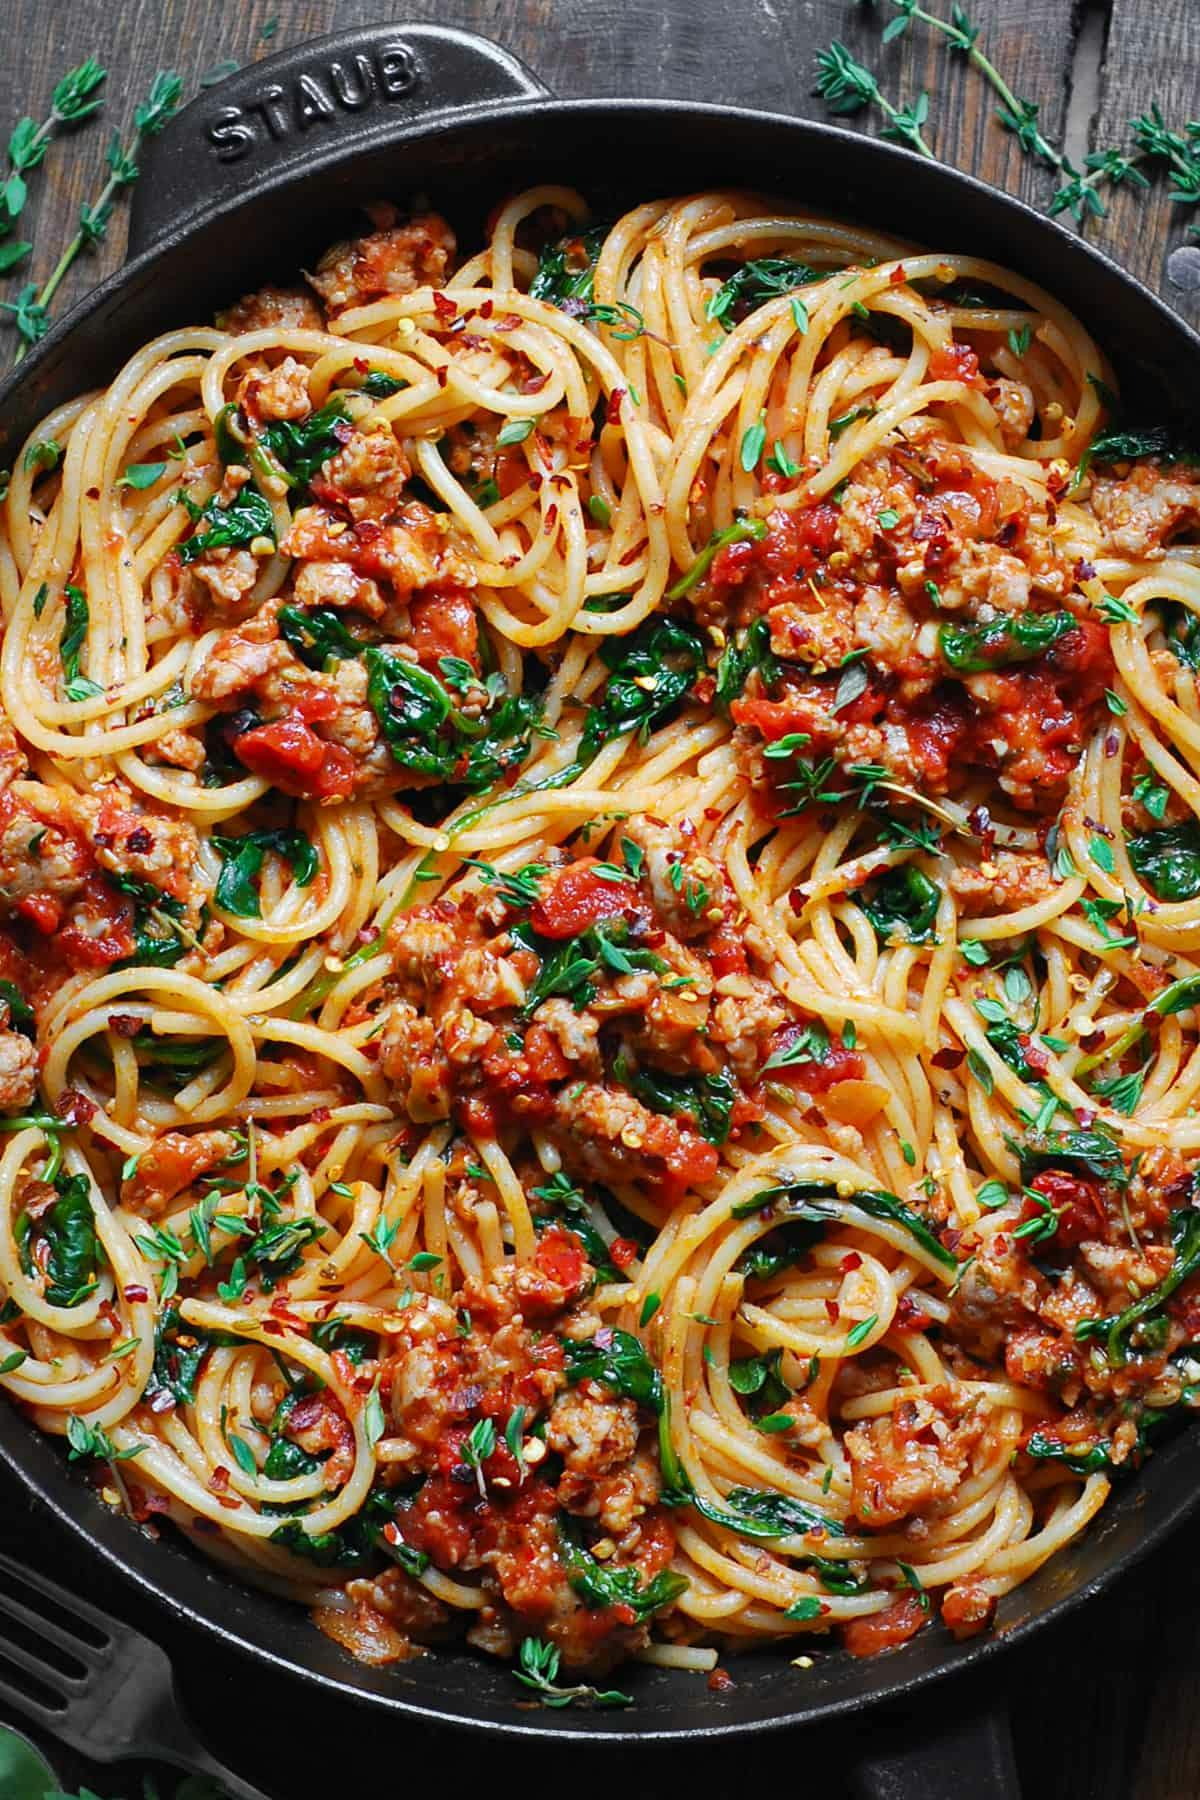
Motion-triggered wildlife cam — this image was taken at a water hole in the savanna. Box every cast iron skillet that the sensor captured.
[2,21,1200,1794]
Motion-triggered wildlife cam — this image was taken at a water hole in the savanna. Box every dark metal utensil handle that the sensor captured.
[127,22,551,261]
[0,1552,273,1800]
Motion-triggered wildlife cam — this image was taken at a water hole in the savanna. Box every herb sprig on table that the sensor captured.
[6,69,181,358]
[818,1,1200,233]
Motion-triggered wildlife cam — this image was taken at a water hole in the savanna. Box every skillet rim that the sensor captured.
[1,73,1198,1740]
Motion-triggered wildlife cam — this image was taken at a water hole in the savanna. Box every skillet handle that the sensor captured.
[848,1699,1021,1800]
[127,23,551,261]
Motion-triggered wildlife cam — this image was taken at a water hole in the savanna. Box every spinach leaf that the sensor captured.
[1163,602,1200,671]
[1026,1411,1165,1475]
[690,1485,844,1541]
[529,224,606,307]
[212,828,318,918]
[577,619,705,763]
[509,917,666,1016]
[847,1188,958,1273]
[134,1029,222,1080]
[248,1216,327,1291]
[268,1488,426,1574]
[178,483,275,564]
[269,1517,366,1567]
[40,1172,98,1307]
[363,370,406,398]
[0,980,34,1033]
[144,1305,220,1408]
[59,584,102,702]
[559,1520,688,1617]
[744,1180,956,1274]
[125,899,187,969]
[1077,426,1189,482]
[729,1346,791,1418]
[666,517,767,601]
[263,1390,322,1480]
[858,865,940,942]
[310,1316,375,1363]
[983,1015,1039,1082]
[938,610,1077,674]
[530,1171,618,1282]
[365,648,541,793]
[562,1328,664,1412]
[706,257,818,331]
[715,616,780,713]
[1127,821,1200,902]
[278,604,365,669]
[735,1218,827,1280]
[614,1058,736,1146]
[1016,1124,1128,1189]
[260,398,351,487]
[1075,1207,1200,1365]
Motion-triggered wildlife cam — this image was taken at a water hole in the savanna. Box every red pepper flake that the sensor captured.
[931,1047,965,1070]
[480,298,494,318]
[436,365,449,389]
[432,290,458,324]
[543,504,559,533]
[609,1237,639,1270]
[825,1299,840,1322]
[209,1465,231,1492]
[353,355,369,372]
[606,388,626,426]
[839,1252,863,1273]
[494,312,522,332]
[890,263,908,285]
[124,1285,149,1303]
[106,1013,142,1038]
[55,1088,96,1126]
[708,1667,736,1692]
[261,1319,286,1337]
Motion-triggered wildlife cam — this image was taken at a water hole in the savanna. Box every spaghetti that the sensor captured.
[0,186,1198,1691]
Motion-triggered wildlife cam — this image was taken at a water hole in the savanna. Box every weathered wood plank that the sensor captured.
[1091,0,1200,328]
[0,0,1081,353]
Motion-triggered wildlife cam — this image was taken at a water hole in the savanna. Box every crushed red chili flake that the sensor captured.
[54,1088,96,1125]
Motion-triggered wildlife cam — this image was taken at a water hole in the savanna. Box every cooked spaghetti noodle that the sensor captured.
[1,187,1197,1688]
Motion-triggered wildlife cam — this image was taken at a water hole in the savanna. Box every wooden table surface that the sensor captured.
[1,2,1199,1795]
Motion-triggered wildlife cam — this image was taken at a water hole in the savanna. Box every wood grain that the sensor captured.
[3,3,1200,1797]
[0,0,1083,350]
[1092,0,1200,330]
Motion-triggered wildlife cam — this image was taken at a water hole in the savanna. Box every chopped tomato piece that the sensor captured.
[533,1224,587,1289]
[410,589,479,669]
[234,718,357,802]
[842,1594,927,1657]
[16,894,63,935]
[529,860,636,939]
[56,879,135,969]
[928,343,981,384]
[1023,1169,1108,1249]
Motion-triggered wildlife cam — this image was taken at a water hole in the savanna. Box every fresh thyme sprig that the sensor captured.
[0,59,107,276]
[883,0,1062,168]
[514,1636,633,1709]
[7,69,181,358]
[839,0,1200,233]
[813,42,934,159]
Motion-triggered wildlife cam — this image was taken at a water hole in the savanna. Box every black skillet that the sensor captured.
[1,21,1199,1797]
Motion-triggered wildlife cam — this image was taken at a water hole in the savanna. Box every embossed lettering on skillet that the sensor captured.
[206,45,421,162]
